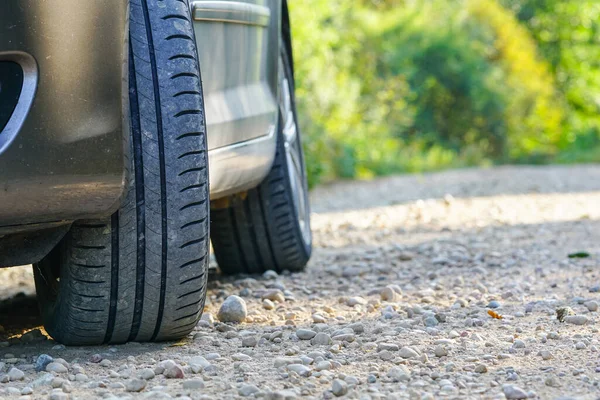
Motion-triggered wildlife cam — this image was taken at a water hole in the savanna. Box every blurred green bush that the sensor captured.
[290,0,600,186]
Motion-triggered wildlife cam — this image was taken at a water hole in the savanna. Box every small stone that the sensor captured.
[296,329,317,340]
[434,346,448,357]
[161,361,185,379]
[182,379,205,390]
[512,339,526,349]
[241,336,258,347]
[262,289,285,303]
[380,286,399,302]
[503,384,528,399]
[540,350,553,360]
[347,297,367,307]
[315,361,332,371]
[125,378,147,392]
[239,384,260,397]
[262,299,275,310]
[311,333,332,346]
[332,379,348,397]
[35,354,54,372]
[487,301,501,309]
[49,392,69,400]
[139,368,155,380]
[387,366,411,382]
[576,341,587,350]
[8,367,24,381]
[399,347,419,359]
[51,377,66,388]
[474,364,488,373]
[312,313,326,323]
[99,359,111,367]
[590,285,600,293]
[189,356,210,374]
[564,315,589,325]
[424,317,438,327]
[545,376,560,387]
[21,386,33,395]
[287,364,311,377]
[45,363,68,374]
[263,270,278,280]
[90,354,102,363]
[217,295,248,323]
[585,301,599,312]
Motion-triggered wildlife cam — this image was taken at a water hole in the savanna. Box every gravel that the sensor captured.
[1,165,600,399]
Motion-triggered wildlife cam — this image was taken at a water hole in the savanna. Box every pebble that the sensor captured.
[474,364,488,373]
[564,315,589,325]
[380,286,399,302]
[182,379,205,390]
[502,384,528,399]
[217,295,247,323]
[296,329,317,340]
[241,336,258,347]
[262,289,286,303]
[387,366,411,382]
[576,342,587,350]
[46,363,68,374]
[332,379,348,397]
[160,361,185,379]
[8,367,24,381]
[487,300,501,309]
[126,379,147,392]
[35,354,53,372]
[262,299,275,310]
[585,301,599,312]
[239,384,260,397]
[139,368,155,380]
[434,346,448,357]
[399,347,419,359]
[311,333,332,346]
[346,296,367,307]
[287,364,311,377]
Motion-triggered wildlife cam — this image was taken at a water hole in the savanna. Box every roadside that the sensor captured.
[1,165,600,399]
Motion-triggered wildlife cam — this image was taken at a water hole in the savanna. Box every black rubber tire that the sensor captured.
[32,0,209,346]
[210,47,312,275]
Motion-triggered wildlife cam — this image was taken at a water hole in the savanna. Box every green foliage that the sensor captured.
[290,0,593,186]
[502,0,600,143]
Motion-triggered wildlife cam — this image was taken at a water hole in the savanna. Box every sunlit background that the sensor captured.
[290,0,600,186]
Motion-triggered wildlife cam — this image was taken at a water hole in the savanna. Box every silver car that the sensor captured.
[0,0,311,345]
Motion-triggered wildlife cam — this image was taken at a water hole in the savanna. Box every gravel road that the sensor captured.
[1,165,600,399]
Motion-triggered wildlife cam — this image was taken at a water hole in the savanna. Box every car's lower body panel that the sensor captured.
[0,0,129,228]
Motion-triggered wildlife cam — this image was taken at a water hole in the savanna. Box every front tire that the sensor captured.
[33,0,209,345]
[210,47,312,275]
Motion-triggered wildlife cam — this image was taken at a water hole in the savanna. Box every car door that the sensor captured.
[191,0,280,151]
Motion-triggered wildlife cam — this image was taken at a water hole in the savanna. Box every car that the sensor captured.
[0,0,312,345]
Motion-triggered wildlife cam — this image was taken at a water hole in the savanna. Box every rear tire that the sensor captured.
[33,0,209,345]
[211,47,312,275]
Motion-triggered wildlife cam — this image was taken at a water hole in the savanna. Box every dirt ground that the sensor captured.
[1,165,600,399]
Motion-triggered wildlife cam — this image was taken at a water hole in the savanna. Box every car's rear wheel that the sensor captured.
[210,47,312,275]
[33,0,209,345]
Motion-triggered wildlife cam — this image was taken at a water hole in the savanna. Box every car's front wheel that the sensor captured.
[210,47,312,275]
[33,0,209,345]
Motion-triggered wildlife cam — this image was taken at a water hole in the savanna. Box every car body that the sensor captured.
[0,0,290,267]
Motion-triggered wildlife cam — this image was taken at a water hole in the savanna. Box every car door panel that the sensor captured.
[192,0,280,151]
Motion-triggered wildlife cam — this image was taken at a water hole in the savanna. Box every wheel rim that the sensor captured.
[280,60,311,247]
